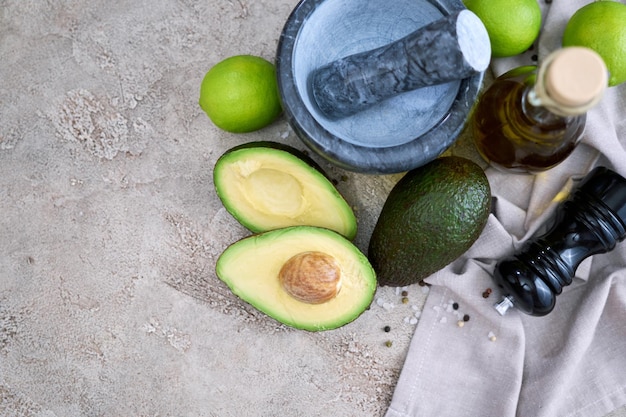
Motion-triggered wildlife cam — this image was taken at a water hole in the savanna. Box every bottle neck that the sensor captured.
[522,86,571,125]
[526,84,592,118]
[527,47,607,117]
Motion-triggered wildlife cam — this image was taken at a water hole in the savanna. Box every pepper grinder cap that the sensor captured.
[533,47,608,116]
[578,167,626,231]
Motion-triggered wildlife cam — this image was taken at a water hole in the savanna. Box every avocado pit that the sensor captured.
[279,251,342,304]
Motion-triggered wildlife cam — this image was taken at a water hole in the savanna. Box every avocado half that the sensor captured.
[216,226,376,331]
[213,142,357,239]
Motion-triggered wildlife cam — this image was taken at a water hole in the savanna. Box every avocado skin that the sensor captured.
[223,141,327,176]
[368,156,491,287]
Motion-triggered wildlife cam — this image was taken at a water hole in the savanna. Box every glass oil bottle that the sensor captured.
[472,47,608,174]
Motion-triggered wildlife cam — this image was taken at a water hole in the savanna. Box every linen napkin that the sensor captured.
[385,1,626,416]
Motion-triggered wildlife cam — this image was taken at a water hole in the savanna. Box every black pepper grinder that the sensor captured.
[493,167,626,316]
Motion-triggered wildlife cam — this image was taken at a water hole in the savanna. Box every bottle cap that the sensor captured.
[531,47,608,116]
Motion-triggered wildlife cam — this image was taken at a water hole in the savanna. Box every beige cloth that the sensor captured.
[386,1,626,416]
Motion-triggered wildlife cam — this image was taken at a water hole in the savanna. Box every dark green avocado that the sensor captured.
[368,156,491,286]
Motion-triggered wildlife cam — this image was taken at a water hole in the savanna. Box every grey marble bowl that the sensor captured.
[276,0,486,174]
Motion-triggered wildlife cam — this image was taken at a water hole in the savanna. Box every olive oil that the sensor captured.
[473,48,608,174]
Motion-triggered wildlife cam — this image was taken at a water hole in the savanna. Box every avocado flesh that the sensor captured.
[214,142,357,239]
[368,156,491,287]
[216,226,376,331]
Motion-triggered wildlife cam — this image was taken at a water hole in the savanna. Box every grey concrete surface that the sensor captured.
[1,1,624,416]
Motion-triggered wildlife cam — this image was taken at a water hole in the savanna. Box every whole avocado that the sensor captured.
[368,156,491,286]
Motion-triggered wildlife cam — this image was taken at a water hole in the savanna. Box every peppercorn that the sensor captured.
[452,302,459,310]
[383,325,391,333]
[401,297,409,304]
[385,340,393,347]
[463,314,470,322]
[401,290,408,297]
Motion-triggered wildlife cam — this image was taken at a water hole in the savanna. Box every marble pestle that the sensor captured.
[310,9,491,119]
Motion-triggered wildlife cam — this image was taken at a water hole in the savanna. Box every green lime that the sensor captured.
[464,0,542,58]
[562,0,626,87]
[199,55,282,133]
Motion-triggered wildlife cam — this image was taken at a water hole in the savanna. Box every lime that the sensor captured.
[463,0,542,58]
[562,0,626,87]
[199,55,282,133]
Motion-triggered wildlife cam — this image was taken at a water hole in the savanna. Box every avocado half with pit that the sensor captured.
[213,142,357,239]
[216,226,376,331]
